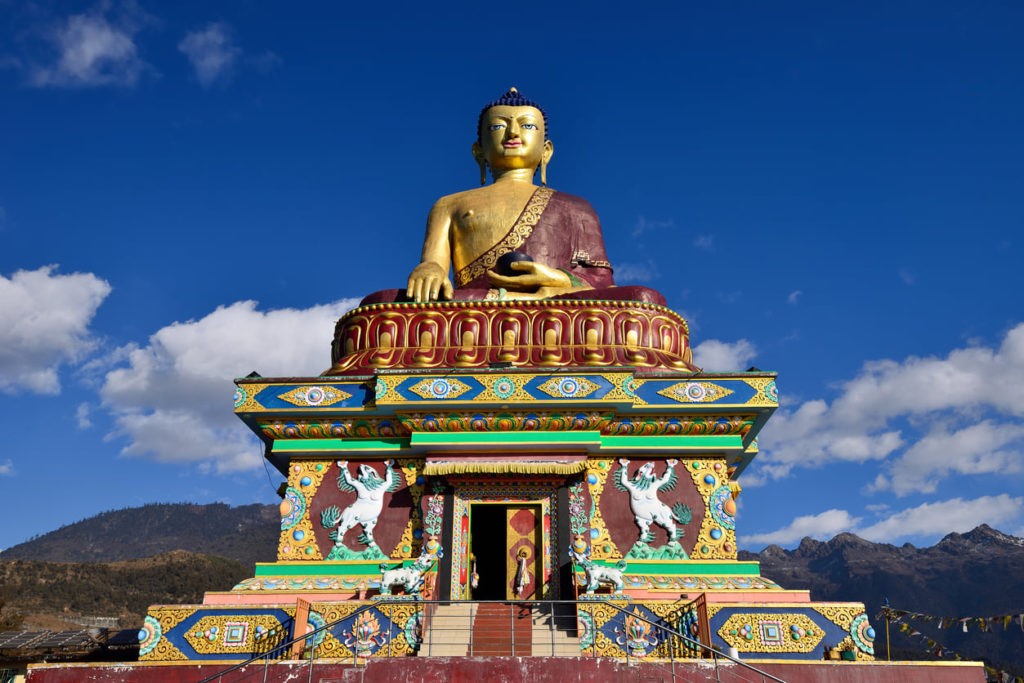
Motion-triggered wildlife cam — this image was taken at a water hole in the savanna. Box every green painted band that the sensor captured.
[599,435,744,450]
[410,431,601,446]
[272,438,409,452]
[270,434,741,452]
[578,560,761,575]
[255,561,410,576]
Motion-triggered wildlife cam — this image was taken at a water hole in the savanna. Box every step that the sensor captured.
[419,604,580,658]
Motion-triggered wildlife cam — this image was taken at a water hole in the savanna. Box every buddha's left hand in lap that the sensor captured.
[487,261,575,299]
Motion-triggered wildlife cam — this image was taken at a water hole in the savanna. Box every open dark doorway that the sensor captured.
[470,504,506,600]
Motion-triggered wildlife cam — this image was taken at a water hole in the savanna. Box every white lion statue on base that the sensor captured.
[579,557,627,594]
[379,555,434,596]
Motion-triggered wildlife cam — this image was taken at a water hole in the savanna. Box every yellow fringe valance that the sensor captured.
[423,461,588,476]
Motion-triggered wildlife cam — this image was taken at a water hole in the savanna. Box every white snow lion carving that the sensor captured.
[615,458,691,543]
[322,459,399,549]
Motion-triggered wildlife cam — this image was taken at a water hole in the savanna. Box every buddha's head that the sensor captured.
[473,87,554,177]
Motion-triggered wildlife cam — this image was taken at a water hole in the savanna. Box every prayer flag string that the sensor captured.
[877,607,1024,634]
[877,606,1024,682]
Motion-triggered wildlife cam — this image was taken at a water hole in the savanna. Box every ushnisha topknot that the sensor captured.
[477,87,549,141]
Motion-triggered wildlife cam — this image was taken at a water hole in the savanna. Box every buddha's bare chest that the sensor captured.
[449,190,534,269]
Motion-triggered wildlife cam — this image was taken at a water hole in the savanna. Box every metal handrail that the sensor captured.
[196,601,379,683]
[595,598,787,683]
[197,598,786,683]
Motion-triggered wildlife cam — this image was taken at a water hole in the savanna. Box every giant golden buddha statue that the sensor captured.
[329,89,694,375]
[360,88,664,307]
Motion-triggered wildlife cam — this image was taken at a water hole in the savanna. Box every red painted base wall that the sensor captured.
[27,656,985,683]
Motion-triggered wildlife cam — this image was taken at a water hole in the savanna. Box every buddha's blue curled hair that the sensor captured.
[477,87,549,140]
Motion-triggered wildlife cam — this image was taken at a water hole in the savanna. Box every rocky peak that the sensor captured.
[935,524,1024,554]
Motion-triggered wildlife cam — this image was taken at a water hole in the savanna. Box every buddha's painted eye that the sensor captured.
[522,123,538,130]
[488,123,505,131]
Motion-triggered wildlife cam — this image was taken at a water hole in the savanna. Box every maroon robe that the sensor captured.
[360,188,665,307]
[454,188,614,290]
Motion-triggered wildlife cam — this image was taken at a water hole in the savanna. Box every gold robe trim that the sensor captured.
[454,186,555,287]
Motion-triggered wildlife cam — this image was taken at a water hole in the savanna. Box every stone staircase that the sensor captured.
[419,603,580,657]
[529,603,581,657]
[470,603,533,656]
[420,602,474,656]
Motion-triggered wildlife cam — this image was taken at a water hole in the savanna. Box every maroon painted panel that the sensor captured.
[598,458,707,555]
[27,658,985,683]
[306,460,412,557]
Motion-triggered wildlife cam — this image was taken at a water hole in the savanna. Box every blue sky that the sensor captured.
[1,1,1022,552]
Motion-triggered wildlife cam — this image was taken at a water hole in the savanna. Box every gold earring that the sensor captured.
[540,158,548,186]
[478,158,487,186]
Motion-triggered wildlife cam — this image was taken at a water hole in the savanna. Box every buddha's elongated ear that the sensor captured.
[472,141,487,186]
[541,140,554,186]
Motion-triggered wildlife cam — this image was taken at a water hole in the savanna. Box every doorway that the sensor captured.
[451,483,555,600]
[469,503,542,600]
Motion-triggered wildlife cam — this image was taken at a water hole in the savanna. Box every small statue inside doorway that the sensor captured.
[469,554,480,591]
[322,459,400,560]
[514,548,532,597]
[615,458,692,559]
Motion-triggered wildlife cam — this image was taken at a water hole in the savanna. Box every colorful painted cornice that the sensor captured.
[234,369,776,478]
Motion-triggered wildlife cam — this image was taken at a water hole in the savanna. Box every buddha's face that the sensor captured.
[476,105,553,171]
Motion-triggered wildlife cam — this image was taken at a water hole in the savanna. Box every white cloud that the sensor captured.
[756,322,1024,489]
[29,4,152,88]
[692,338,757,371]
[757,399,904,481]
[0,266,112,394]
[869,421,1024,495]
[614,261,659,283]
[787,290,802,304]
[744,495,1024,548]
[100,298,360,473]
[693,234,714,251]
[857,495,1023,542]
[0,460,13,476]
[631,216,675,238]
[76,402,93,429]
[178,22,241,88]
[743,509,862,547]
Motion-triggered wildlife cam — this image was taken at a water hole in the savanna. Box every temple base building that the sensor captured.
[138,298,876,663]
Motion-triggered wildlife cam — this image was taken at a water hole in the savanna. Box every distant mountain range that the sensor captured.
[0,502,279,566]
[0,504,1021,675]
[0,503,278,631]
[739,524,1024,675]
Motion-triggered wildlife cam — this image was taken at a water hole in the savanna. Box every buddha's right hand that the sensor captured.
[407,262,453,302]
